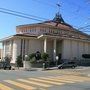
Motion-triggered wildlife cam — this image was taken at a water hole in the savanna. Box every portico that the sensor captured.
[38,34,63,61]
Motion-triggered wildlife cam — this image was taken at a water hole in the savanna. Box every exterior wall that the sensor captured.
[11,39,21,63]
[88,43,90,53]
[28,39,43,54]
[62,39,90,60]
[6,38,44,63]
[2,41,12,58]
[62,39,71,60]
[2,37,90,64]
[47,40,53,60]
[3,42,5,58]
[57,40,62,55]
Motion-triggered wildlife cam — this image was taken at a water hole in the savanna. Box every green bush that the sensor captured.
[4,55,11,63]
[16,55,23,67]
[41,53,49,62]
[28,53,36,63]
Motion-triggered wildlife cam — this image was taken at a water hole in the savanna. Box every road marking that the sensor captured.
[39,88,47,90]
[54,76,86,82]
[67,75,90,81]
[47,70,81,75]
[2,75,89,90]
[17,79,52,87]
[36,77,75,83]
[0,83,13,90]
[4,80,36,90]
[29,78,64,85]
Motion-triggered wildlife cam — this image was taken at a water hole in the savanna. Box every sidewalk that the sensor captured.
[14,66,90,77]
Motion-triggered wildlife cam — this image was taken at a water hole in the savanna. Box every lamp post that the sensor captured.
[24,55,28,69]
[25,55,28,61]
[56,56,59,67]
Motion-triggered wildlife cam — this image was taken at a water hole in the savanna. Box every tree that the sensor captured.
[41,53,49,62]
[41,53,49,69]
[4,55,11,63]
[28,53,36,63]
[16,55,23,69]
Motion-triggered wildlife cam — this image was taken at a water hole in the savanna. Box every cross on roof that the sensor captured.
[56,2,61,14]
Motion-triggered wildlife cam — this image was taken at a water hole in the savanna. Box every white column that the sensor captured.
[53,39,56,61]
[44,38,47,53]
[9,40,12,56]
[22,39,24,60]
[3,42,5,58]
[12,40,17,63]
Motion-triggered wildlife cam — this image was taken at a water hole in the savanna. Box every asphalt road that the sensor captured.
[0,69,90,90]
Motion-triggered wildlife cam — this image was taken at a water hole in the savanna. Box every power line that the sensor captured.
[78,25,90,33]
[78,25,90,29]
[0,7,48,21]
[0,8,89,32]
[0,10,43,22]
[0,5,89,33]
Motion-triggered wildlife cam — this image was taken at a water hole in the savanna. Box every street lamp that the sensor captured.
[25,55,28,61]
[24,55,28,69]
[56,56,59,67]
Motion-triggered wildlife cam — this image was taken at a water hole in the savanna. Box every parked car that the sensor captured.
[58,61,77,69]
[0,61,11,70]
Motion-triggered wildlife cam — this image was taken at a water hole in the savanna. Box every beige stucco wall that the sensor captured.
[28,39,43,54]
[11,39,18,63]
[9,38,44,63]
[47,40,53,60]
[2,37,90,63]
[62,39,90,60]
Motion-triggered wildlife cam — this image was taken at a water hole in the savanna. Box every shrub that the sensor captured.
[41,53,49,62]
[28,53,36,63]
[4,55,11,63]
[16,55,23,67]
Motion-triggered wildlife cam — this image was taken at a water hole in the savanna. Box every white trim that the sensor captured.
[37,35,44,39]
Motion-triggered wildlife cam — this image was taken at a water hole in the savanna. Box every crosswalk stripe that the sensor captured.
[28,78,64,85]
[39,76,84,82]
[4,80,36,90]
[47,70,81,75]
[39,88,47,90]
[54,76,85,82]
[35,77,74,83]
[17,79,52,87]
[66,75,90,81]
[0,83,13,90]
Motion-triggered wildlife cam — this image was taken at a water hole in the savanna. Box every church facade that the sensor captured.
[0,13,90,64]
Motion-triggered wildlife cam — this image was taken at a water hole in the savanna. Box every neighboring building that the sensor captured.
[0,13,90,64]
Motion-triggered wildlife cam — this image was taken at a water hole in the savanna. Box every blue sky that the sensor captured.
[0,0,90,48]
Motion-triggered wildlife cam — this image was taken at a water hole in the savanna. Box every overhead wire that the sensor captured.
[0,10,43,22]
[0,7,49,21]
[0,1,89,33]
[62,0,90,32]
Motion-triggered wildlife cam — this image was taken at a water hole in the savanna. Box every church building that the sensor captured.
[0,13,90,64]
